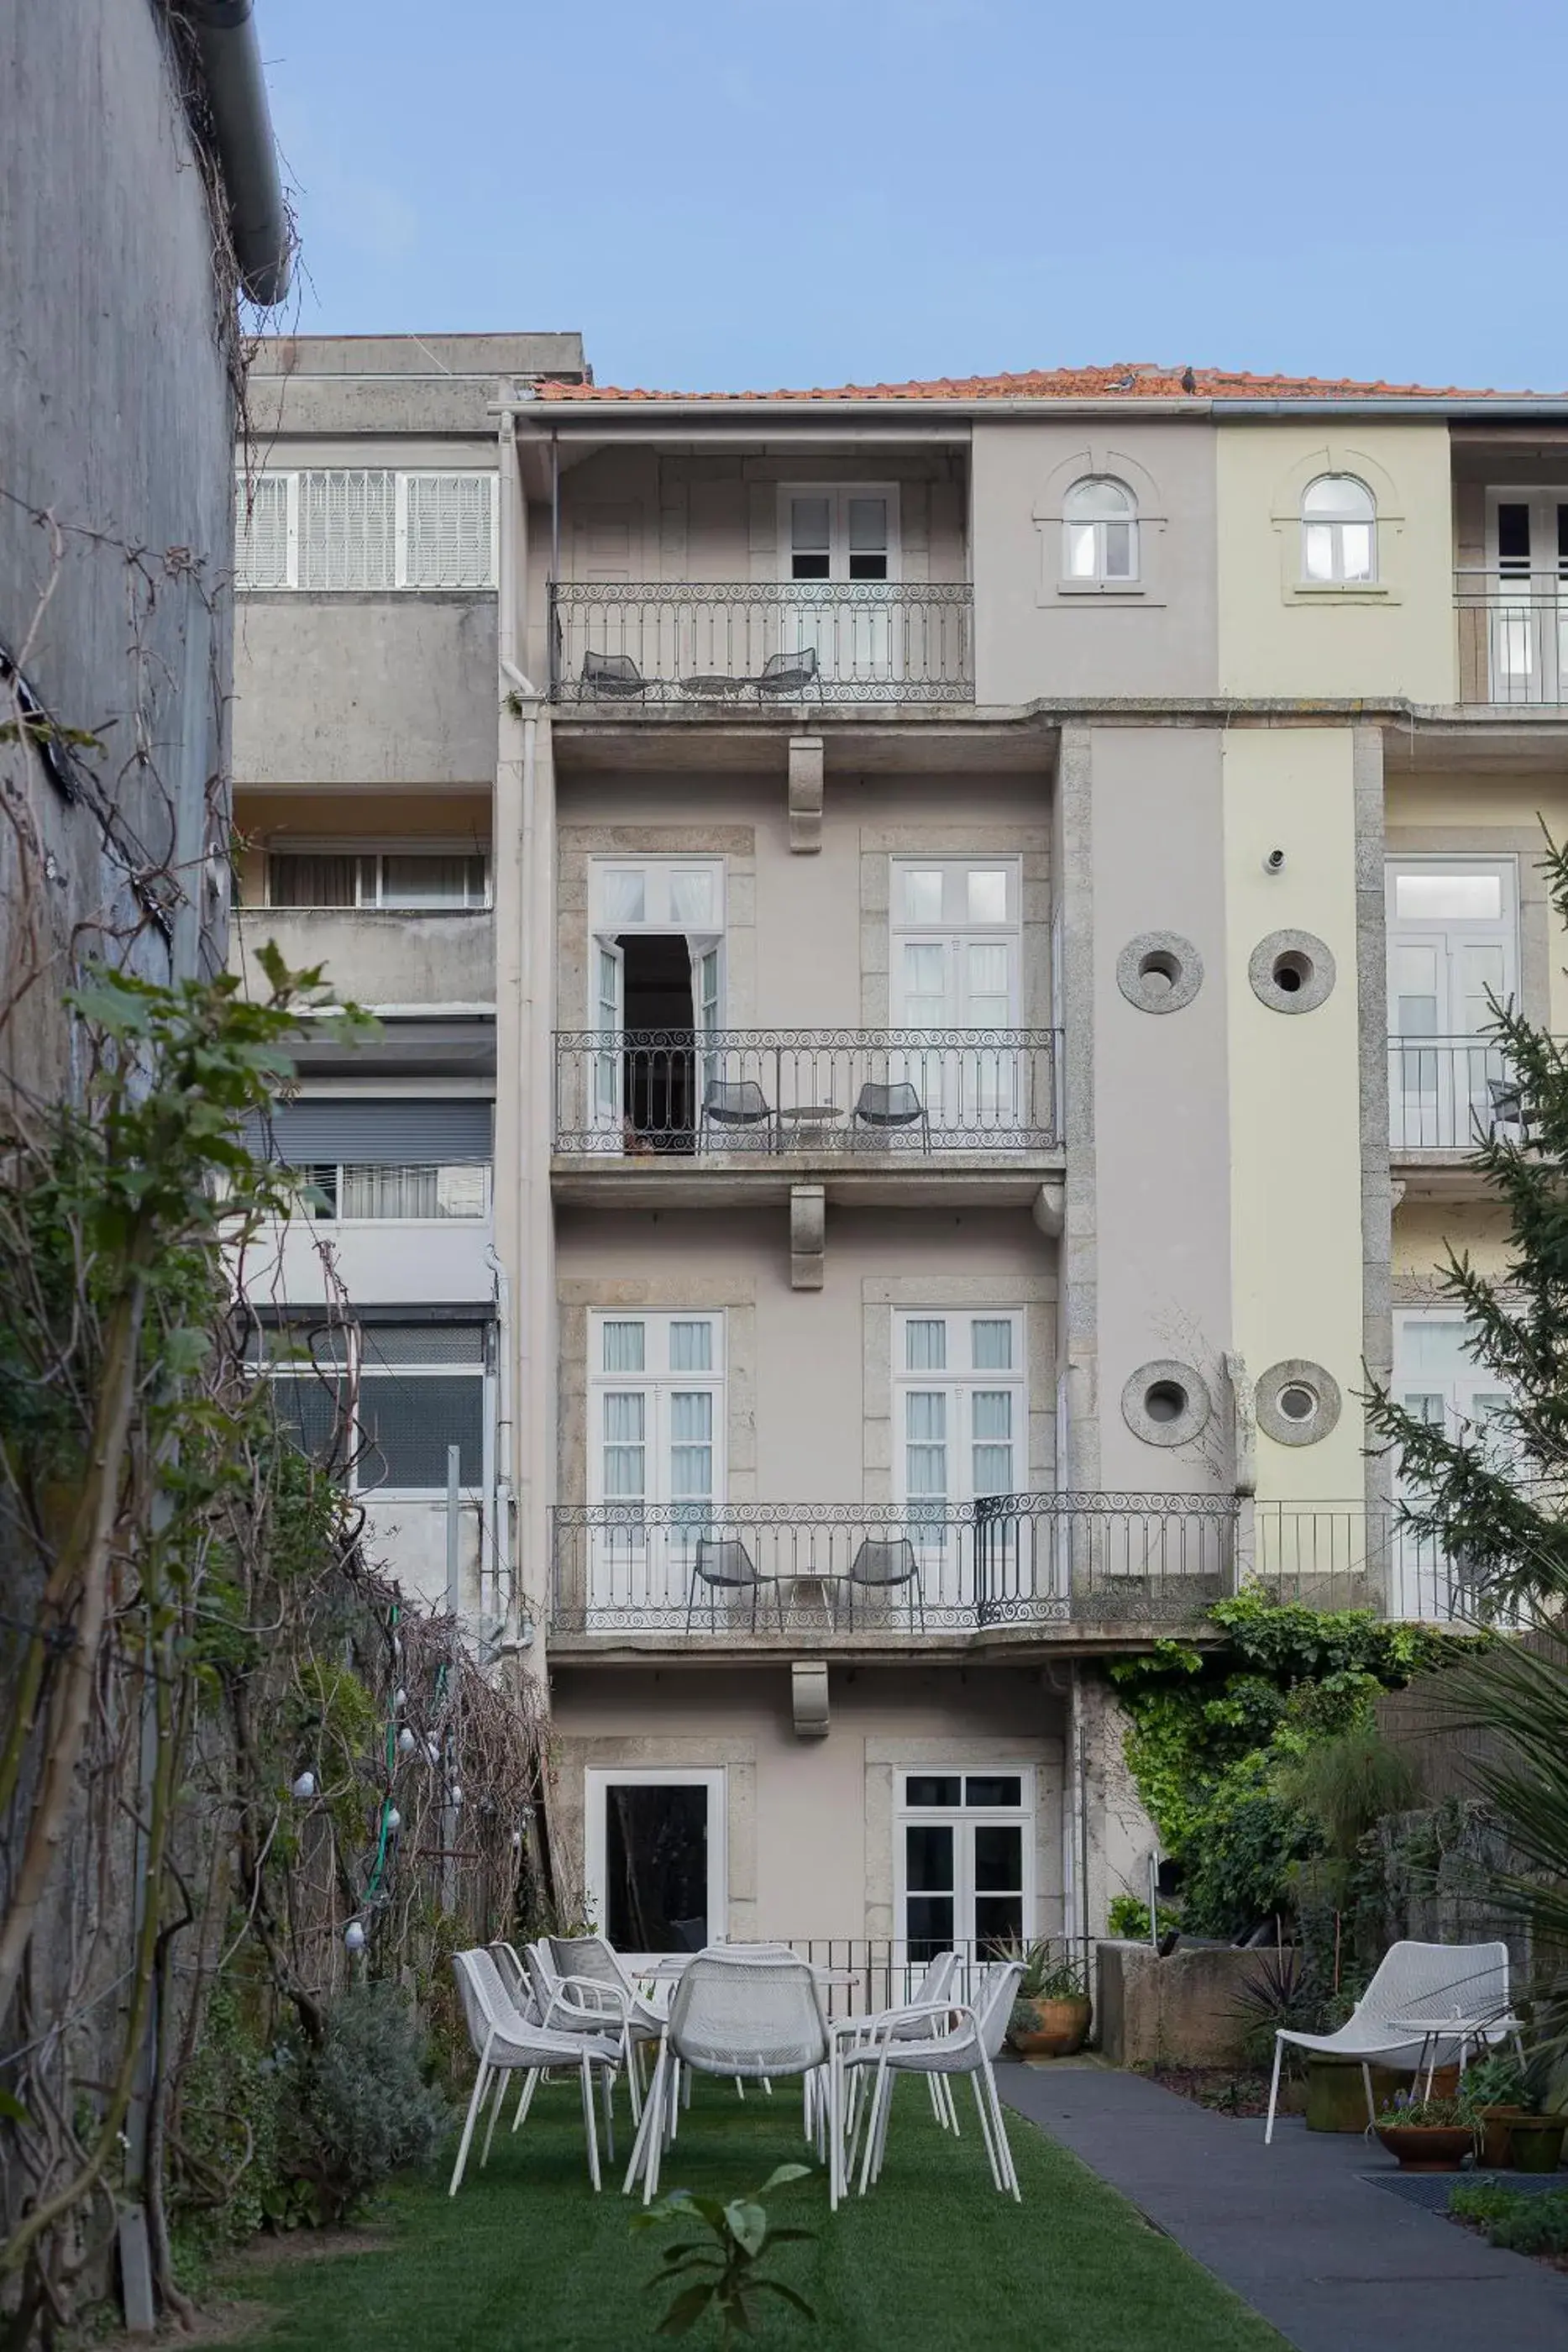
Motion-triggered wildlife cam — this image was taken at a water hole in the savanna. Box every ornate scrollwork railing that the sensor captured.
[548,581,974,706]
[553,1028,1062,1157]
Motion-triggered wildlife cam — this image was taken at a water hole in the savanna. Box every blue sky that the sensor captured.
[260,0,1568,392]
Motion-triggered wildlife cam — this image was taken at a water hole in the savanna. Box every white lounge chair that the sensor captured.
[1263,1937,1523,2145]
[449,1948,621,2192]
[836,1957,1024,2201]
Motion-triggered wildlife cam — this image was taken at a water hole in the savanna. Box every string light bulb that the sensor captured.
[393,1688,406,1711]
[343,1920,366,1952]
[291,1770,316,1800]
[385,1807,402,1833]
[396,1728,416,1756]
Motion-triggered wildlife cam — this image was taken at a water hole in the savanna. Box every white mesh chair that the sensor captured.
[623,1948,838,2206]
[836,1949,961,2139]
[1264,1938,1523,2144]
[836,1958,1023,2201]
[449,1948,621,2193]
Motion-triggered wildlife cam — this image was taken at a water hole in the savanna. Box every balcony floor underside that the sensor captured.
[550,1152,1063,1209]
[547,1620,1224,1666]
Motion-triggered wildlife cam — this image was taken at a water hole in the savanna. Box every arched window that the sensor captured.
[1301,475,1376,584]
[1062,476,1138,584]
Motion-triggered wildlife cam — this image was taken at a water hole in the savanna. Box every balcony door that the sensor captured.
[589,861,725,1150]
[780,486,900,688]
[893,1310,1025,1612]
[587,1312,724,1620]
[894,1769,1032,1971]
[585,1767,726,1953]
[1386,860,1517,1150]
[1392,1311,1511,1621]
[890,860,1020,1142]
[1483,492,1568,702]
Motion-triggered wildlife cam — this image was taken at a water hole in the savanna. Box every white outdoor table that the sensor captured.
[1387,2013,1498,2094]
[627,1951,859,1988]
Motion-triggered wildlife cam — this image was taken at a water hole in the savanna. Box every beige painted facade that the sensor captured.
[227,341,1568,1953]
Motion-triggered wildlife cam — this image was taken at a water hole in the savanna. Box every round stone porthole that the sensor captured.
[1121,1359,1212,1447]
[1116,931,1204,1016]
[1255,1358,1342,1446]
[1249,928,1335,1016]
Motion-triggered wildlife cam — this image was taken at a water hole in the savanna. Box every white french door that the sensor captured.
[894,1768,1033,1971]
[1386,860,1517,1150]
[780,486,900,685]
[890,860,1020,1141]
[1485,492,1568,702]
[588,1312,724,1619]
[1393,1311,1511,1621]
[593,939,626,1133]
[894,1310,1025,1610]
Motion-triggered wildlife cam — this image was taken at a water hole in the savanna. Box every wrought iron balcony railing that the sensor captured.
[550,1496,1238,1636]
[553,1030,1062,1157]
[1455,569,1568,706]
[1387,1035,1525,1152]
[548,581,973,706]
[1251,1502,1522,1629]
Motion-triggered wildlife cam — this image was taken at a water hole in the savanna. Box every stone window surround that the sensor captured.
[558,826,758,1031]
[1030,444,1169,607]
[558,1276,758,1508]
[860,827,1052,1030]
[863,1274,1057,1505]
[1268,442,1405,606]
[864,1734,1065,1943]
[1384,830,1550,1033]
[554,1735,759,1945]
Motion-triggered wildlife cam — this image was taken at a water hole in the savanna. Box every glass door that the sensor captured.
[1386,861,1517,1149]
[585,1767,726,1953]
[894,1769,1031,1983]
[890,861,1020,1142]
[781,486,899,687]
[1393,1311,1512,1620]
[1486,492,1568,702]
[588,1314,723,1622]
[593,940,625,1137]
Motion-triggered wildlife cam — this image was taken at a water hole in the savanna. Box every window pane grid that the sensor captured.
[237,470,496,591]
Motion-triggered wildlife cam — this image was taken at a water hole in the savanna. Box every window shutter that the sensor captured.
[299,470,396,591]
[235,475,291,588]
[403,475,495,589]
[249,1098,494,1166]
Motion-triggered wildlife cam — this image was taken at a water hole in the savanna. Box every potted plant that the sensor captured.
[1373,2089,1475,2172]
[1455,2053,1532,2170]
[1002,1942,1092,2058]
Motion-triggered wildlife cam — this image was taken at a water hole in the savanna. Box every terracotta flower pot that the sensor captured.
[1010,1994,1091,2057]
[1507,2116,1567,2174]
[1375,2122,1473,2172]
[1476,2105,1531,2170]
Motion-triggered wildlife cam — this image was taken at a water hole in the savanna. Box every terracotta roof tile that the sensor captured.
[532,363,1544,405]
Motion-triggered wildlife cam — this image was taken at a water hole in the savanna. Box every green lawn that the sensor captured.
[205,2073,1286,2352]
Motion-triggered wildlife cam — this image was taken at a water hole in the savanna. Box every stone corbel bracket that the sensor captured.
[788,735,824,853]
[790,1182,825,1289]
[1032,1180,1064,1238]
[1223,1350,1256,1497]
[791,1660,830,1737]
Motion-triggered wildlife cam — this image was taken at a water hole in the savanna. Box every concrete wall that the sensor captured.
[231,908,496,1008]
[550,1662,1066,1943]
[971,421,1219,703]
[241,1216,495,1310]
[232,596,498,787]
[555,1205,1056,1506]
[0,0,235,1087]
[1216,423,1456,702]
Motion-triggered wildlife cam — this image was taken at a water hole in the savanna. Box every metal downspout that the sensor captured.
[181,1,292,304]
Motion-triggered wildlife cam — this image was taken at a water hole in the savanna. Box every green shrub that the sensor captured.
[1107,1895,1179,1940]
[1450,2182,1568,2256]
[168,1977,287,2288]
[281,1979,449,2226]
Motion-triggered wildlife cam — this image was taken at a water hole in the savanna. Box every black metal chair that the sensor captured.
[847,1536,924,1631]
[753,646,821,700]
[685,1536,773,1633]
[700,1077,774,1152]
[852,1079,930,1152]
[581,649,652,700]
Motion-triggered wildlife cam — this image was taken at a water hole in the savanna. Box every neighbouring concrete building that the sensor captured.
[230,344,1568,1960]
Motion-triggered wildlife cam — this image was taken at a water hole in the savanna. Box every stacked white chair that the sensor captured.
[835,1958,1024,2201]
[448,1948,621,2193]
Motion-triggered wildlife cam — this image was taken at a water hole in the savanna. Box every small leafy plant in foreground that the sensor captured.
[632,2162,817,2343]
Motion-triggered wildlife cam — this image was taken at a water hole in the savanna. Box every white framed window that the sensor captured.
[1301,474,1376,585]
[779,486,900,583]
[266,850,490,910]
[235,470,496,591]
[589,860,725,936]
[1386,857,1518,1152]
[255,1320,490,1496]
[893,1310,1025,1519]
[1392,1310,1516,1621]
[1062,476,1139,585]
[890,859,1020,1028]
[588,1312,726,1517]
[302,1162,490,1221]
[894,1767,1033,1959]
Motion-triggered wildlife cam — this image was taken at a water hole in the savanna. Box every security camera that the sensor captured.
[1263,848,1285,874]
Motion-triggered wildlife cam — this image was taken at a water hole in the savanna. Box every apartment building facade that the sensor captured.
[232,344,1568,1957]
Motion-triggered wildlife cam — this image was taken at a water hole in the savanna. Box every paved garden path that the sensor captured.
[1000,2060,1568,2352]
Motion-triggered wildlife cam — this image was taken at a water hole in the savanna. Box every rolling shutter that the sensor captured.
[235,475,291,589]
[404,475,495,589]
[298,470,396,591]
[250,1098,493,1166]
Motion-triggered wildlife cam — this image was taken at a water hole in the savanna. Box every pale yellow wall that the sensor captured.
[1393,1199,1512,1291]
[1216,423,1455,701]
[1223,730,1366,1499]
